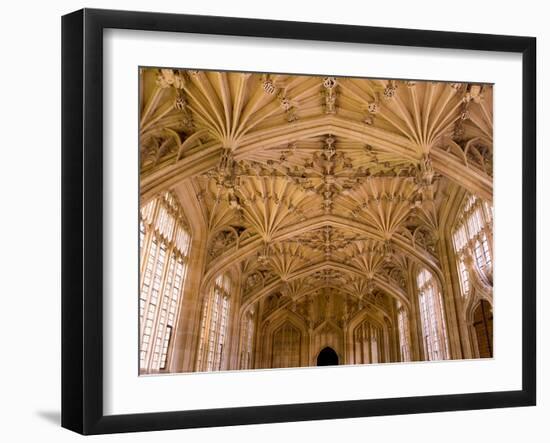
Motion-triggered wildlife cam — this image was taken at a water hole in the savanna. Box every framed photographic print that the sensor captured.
[61,8,536,435]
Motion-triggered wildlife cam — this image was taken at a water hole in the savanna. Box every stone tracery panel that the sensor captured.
[270,321,302,369]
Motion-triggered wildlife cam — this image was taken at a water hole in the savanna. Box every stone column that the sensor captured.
[406,263,424,361]
[169,182,208,373]
[225,268,243,370]
[389,301,400,362]
[254,305,266,369]
[437,228,468,360]
[169,233,208,373]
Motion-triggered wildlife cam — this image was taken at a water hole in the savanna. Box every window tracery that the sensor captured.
[452,194,494,295]
[397,304,411,362]
[417,268,449,361]
[139,192,191,373]
[196,274,232,371]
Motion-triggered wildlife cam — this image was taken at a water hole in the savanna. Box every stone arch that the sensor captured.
[346,308,391,364]
[142,115,492,203]
[316,347,339,366]
[240,260,410,316]
[310,319,344,366]
[200,214,443,296]
[258,309,309,369]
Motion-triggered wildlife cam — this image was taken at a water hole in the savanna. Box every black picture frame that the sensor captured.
[61,8,536,435]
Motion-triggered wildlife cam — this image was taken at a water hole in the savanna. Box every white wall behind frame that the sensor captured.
[0,1,544,443]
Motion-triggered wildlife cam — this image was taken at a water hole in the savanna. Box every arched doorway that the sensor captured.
[473,300,493,358]
[317,347,339,366]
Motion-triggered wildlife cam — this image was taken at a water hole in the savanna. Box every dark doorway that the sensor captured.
[317,347,339,366]
[473,300,493,358]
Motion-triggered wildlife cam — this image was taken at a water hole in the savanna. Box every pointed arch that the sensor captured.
[201,213,443,295]
[240,260,410,315]
[311,319,345,366]
[142,115,492,202]
[259,309,309,369]
[346,308,391,364]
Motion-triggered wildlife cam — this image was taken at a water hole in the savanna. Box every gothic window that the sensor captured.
[196,274,232,371]
[139,192,191,373]
[239,310,256,370]
[353,320,384,364]
[417,269,449,361]
[452,194,494,295]
[397,304,411,362]
[475,233,492,275]
[457,257,470,296]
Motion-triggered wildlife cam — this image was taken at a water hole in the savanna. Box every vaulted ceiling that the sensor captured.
[140,68,493,320]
